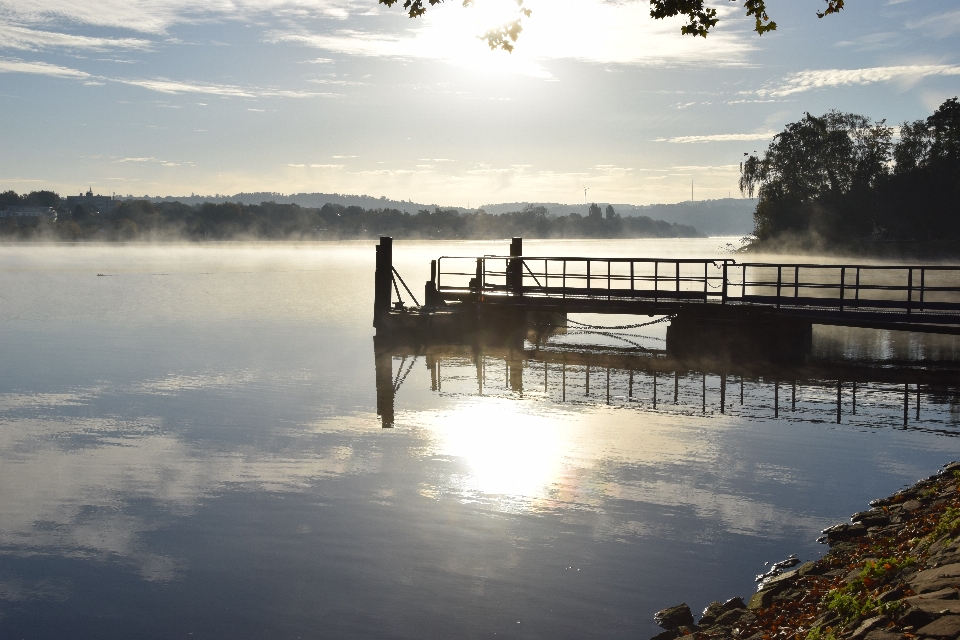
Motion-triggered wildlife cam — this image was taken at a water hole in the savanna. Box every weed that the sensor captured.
[806,626,837,640]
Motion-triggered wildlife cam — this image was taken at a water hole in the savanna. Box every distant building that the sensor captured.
[65,188,116,213]
[0,206,57,221]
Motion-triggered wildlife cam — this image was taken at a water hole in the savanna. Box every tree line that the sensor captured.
[0,195,701,241]
[740,97,960,250]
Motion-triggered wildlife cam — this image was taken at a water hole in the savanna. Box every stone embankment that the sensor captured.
[652,462,960,640]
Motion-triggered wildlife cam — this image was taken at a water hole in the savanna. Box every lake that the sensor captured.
[1,239,959,639]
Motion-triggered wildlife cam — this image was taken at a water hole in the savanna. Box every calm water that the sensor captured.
[1,239,959,639]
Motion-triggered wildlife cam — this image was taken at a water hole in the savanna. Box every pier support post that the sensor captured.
[374,236,393,327]
[509,237,523,295]
[374,347,395,428]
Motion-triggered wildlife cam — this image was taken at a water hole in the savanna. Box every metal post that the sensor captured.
[907,268,913,315]
[630,262,635,292]
[852,381,856,415]
[587,260,591,291]
[606,367,610,404]
[702,373,706,414]
[742,265,747,299]
[839,267,845,313]
[837,380,842,424]
[855,268,860,307]
[562,363,566,402]
[794,266,799,299]
[776,266,782,309]
[917,384,921,420]
[774,381,779,418]
[544,362,548,393]
[653,371,657,408]
[675,262,680,293]
[720,374,726,414]
[629,369,633,398]
[674,372,679,403]
[903,383,909,426]
[563,260,567,298]
[703,262,708,297]
[722,261,728,304]
[585,366,590,396]
[920,269,925,312]
[654,261,659,303]
[607,261,611,301]
[475,257,483,294]
[792,381,796,411]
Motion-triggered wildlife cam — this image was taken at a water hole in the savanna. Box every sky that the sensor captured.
[0,0,959,207]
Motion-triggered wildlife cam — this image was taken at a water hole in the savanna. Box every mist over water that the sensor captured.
[1,239,959,639]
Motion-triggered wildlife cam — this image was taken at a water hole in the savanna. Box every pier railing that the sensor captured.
[434,256,960,322]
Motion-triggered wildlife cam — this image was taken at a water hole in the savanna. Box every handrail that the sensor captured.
[433,255,960,320]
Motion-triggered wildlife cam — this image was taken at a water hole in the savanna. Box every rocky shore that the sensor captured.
[652,462,960,640]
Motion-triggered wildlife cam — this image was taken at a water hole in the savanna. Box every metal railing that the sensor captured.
[433,255,960,322]
[437,256,735,303]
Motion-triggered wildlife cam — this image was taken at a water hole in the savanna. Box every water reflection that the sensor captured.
[376,328,960,433]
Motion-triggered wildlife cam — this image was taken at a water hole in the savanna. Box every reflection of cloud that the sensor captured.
[410,399,831,538]
[758,65,960,97]
[0,384,380,582]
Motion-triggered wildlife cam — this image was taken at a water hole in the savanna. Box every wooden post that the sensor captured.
[373,236,393,328]
[509,237,522,295]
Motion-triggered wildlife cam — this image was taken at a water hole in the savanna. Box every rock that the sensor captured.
[916,614,960,637]
[747,589,774,610]
[650,630,680,640]
[655,604,695,630]
[905,588,960,603]
[822,522,868,543]
[877,585,905,603]
[901,499,922,512]
[862,631,903,640]
[699,602,725,627]
[905,599,960,615]
[943,461,960,473]
[849,616,885,640]
[898,607,936,629]
[722,597,746,611]
[714,609,752,626]
[797,561,823,576]
[910,563,960,594]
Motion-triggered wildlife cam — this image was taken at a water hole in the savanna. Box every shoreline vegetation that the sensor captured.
[0,194,702,242]
[738,98,960,259]
[650,461,960,640]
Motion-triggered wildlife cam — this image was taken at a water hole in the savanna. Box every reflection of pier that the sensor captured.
[374,237,960,363]
[374,335,960,431]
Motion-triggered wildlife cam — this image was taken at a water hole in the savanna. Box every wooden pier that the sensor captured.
[373,237,960,361]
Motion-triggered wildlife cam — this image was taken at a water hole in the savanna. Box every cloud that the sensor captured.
[657,132,778,143]
[0,24,153,51]
[0,0,362,34]
[758,65,960,97]
[0,56,329,98]
[0,56,89,78]
[269,0,753,78]
[907,9,960,38]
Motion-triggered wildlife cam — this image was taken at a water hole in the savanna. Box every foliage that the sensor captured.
[740,98,960,246]
[806,626,837,640]
[931,506,960,542]
[0,196,701,242]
